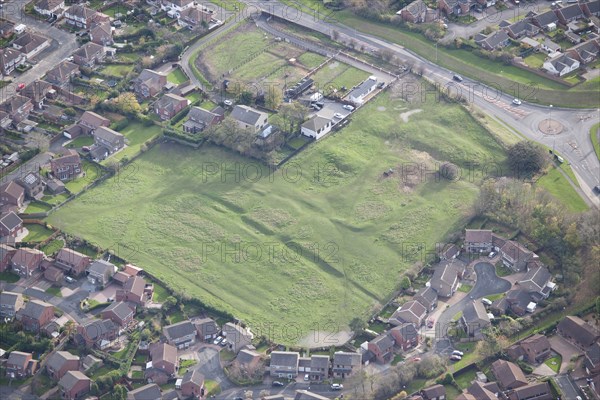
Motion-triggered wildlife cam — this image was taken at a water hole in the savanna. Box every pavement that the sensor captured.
[435,262,511,339]
[0,152,53,186]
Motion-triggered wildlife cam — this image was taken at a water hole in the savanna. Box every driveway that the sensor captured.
[435,262,511,339]
[549,335,582,374]
[554,374,582,400]
[195,347,233,391]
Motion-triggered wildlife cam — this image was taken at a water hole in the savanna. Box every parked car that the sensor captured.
[223,100,233,106]
[481,298,492,306]
[333,113,343,119]
[488,251,496,258]
[593,185,600,194]
[213,336,223,345]
[512,98,522,105]
[81,146,91,152]
[304,374,309,381]
[427,318,435,328]
[450,354,462,361]
[412,357,421,362]
[65,276,75,284]
[272,381,284,387]
[331,384,343,390]
[16,83,25,91]
[343,105,355,111]
[453,74,463,82]
[219,338,228,347]
[452,350,464,357]
[378,81,386,88]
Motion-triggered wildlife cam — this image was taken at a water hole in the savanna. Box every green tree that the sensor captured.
[399,276,411,290]
[111,92,142,115]
[507,141,549,178]
[349,317,367,333]
[163,296,178,311]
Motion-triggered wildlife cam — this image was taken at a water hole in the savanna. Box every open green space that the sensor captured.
[545,355,562,373]
[458,284,472,293]
[331,11,599,108]
[23,224,55,243]
[167,68,188,85]
[591,123,600,161]
[297,52,327,69]
[536,167,588,212]
[311,60,368,92]
[523,52,547,69]
[49,88,508,344]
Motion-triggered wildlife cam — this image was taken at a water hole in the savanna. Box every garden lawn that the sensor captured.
[523,53,546,69]
[454,368,477,389]
[48,89,507,345]
[0,271,19,283]
[66,136,94,148]
[24,224,54,242]
[41,239,64,256]
[45,286,62,297]
[42,193,70,206]
[298,51,326,69]
[101,122,161,164]
[100,64,134,78]
[545,355,562,373]
[152,283,170,303]
[536,167,588,212]
[65,161,102,194]
[167,68,188,85]
[25,201,52,214]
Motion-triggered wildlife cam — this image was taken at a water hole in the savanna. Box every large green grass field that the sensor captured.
[49,88,508,344]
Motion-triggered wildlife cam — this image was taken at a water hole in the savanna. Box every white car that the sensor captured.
[223,100,233,106]
[331,384,343,390]
[450,354,462,361]
[512,98,522,105]
[213,336,223,345]
[333,113,343,119]
[304,374,309,381]
[342,105,354,111]
[452,350,464,357]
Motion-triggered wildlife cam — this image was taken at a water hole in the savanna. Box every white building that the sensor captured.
[301,115,332,140]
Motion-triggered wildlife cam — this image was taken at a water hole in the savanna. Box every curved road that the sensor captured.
[183,0,600,205]
[435,262,510,339]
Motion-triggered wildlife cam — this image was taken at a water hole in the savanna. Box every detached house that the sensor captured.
[18,172,45,200]
[556,3,586,24]
[0,181,24,208]
[101,301,135,327]
[0,291,24,317]
[390,300,427,327]
[414,286,438,312]
[11,248,44,277]
[461,300,491,338]
[397,0,432,23]
[77,319,118,349]
[146,342,178,384]
[58,371,91,400]
[183,106,223,133]
[557,315,600,349]
[195,317,219,342]
[44,61,79,87]
[517,263,555,300]
[230,105,269,133]
[0,48,26,76]
[270,351,300,378]
[368,333,395,363]
[54,248,90,276]
[116,275,150,306]
[348,76,378,105]
[72,42,106,68]
[64,5,109,30]
[181,369,205,399]
[33,0,65,18]
[6,351,38,378]
[464,229,493,253]
[12,33,50,60]
[163,320,197,348]
[46,351,80,380]
[512,334,552,364]
[500,240,534,272]
[332,352,361,378]
[531,10,560,31]
[0,20,15,39]
[178,6,212,29]
[64,110,110,139]
[503,18,540,39]
[127,383,163,400]
[475,30,511,51]
[568,39,600,64]
[429,259,466,298]
[86,260,116,286]
[93,126,125,158]
[133,69,168,99]
[154,93,189,120]
[492,288,534,317]
[89,21,113,46]
[21,80,54,110]
[1,95,33,124]
[507,382,553,400]
[389,323,419,351]
[222,322,253,353]
[301,115,332,140]
[51,150,82,182]
[421,384,446,400]
[161,0,195,12]
[17,299,54,331]
[491,359,528,390]
[0,212,23,239]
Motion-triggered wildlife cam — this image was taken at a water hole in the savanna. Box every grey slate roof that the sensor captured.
[58,370,90,391]
[349,77,377,99]
[0,212,22,231]
[302,115,330,132]
[94,126,123,144]
[87,259,116,276]
[47,351,79,372]
[181,368,204,386]
[163,320,196,341]
[518,265,551,292]
[0,291,21,308]
[127,383,162,400]
[333,351,361,366]
[103,301,134,320]
[415,286,438,309]
[462,300,490,325]
[270,351,299,368]
[19,299,52,320]
[230,105,267,126]
[7,351,31,367]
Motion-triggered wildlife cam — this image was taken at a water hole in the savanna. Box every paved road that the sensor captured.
[435,262,510,339]
[0,151,53,186]
[236,0,600,206]
[554,374,582,400]
[1,0,78,96]
[217,381,338,400]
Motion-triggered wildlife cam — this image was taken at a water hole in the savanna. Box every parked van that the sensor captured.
[482,298,492,306]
